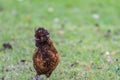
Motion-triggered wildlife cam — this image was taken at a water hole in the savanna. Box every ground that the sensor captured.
[0,0,120,80]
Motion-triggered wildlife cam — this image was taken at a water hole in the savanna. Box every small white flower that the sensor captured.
[92,13,99,19]
[105,51,110,55]
[107,56,112,63]
[53,18,59,23]
[48,7,54,13]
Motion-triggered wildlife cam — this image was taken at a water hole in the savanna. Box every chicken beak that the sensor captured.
[46,35,49,38]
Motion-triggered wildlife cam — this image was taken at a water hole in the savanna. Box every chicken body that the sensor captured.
[33,28,60,80]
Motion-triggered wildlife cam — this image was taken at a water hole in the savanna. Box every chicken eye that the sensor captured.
[39,30,42,33]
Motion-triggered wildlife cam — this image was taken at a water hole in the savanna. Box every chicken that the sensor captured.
[33,28,60,80]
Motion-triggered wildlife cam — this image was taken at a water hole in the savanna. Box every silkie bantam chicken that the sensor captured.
[33,28,60,80]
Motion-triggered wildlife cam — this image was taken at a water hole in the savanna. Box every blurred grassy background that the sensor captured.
[0,0,120,80]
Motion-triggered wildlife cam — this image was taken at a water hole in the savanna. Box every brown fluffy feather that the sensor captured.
[33,28,60,78]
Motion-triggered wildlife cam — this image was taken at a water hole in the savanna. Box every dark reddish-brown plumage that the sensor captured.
[33,28,60,80]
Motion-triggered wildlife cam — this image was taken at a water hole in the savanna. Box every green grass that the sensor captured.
[0,0,120,80]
